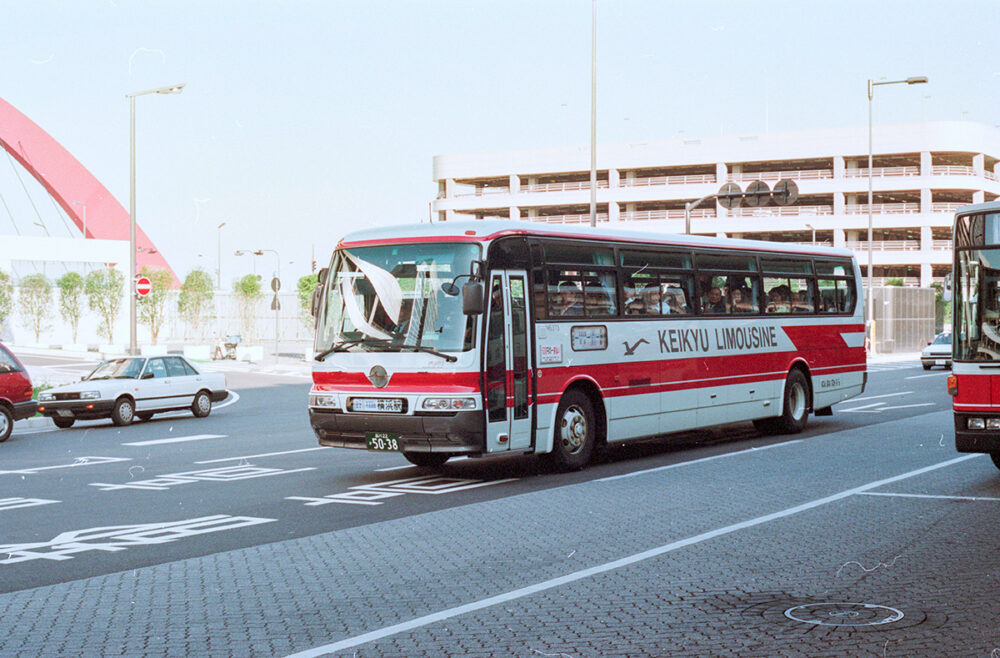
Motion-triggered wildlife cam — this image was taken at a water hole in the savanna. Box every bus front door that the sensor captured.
[484,270,533,453]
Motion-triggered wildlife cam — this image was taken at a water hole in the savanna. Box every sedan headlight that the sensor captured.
[38,392,54,402]
[421,397,477,411]
[80,391,101,400]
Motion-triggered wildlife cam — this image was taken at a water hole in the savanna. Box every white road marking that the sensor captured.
[195,447,328,464]
[904,373,949,380]
[836,391,912,404]
[841,402,936,414]
[0,497,60,511]
[598,440,802,482]
[284,454,979,658]
[375,456,469,472]
[122,434,227,447]
[860,491,1000,502]
[0,456,131,476]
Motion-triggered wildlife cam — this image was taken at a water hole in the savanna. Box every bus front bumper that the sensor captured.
[955,413,1000,453]
[309,409,484,454]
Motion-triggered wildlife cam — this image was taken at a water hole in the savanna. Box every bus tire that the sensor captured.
[404,452,451,469]
[544,389,596,471]
[775,369,810,434]
[990,452,1000,471]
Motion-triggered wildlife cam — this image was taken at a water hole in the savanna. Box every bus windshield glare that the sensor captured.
[315,242,480,355]
[955,246,1000,361]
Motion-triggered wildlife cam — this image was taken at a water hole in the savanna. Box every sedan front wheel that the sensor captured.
[192,391,212,418]
[111,397,135,426]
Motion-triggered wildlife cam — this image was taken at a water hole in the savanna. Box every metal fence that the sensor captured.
[871,286,936,353]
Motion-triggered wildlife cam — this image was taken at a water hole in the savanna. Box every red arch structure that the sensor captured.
[0,97,179,285]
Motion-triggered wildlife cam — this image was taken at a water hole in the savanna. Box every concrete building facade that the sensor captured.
[432,121,1000,288]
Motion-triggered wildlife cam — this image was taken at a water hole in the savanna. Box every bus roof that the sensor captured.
[955,201,1000,216]
[338,220,856,259]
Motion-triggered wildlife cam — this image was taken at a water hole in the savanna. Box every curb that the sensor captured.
[15,416,53,430]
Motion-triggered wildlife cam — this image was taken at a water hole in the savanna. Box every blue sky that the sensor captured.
[1,0,997,285]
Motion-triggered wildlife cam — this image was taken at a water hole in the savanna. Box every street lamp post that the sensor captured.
[589,0,597,228]
[216,222,226,290]
[71,201,87,238]
[867,75,927,354]
[254,249,281,362]
[126,82,185,356]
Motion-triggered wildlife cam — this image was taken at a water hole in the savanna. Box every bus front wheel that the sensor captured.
[754,369,810,435]
[545,390,596,471]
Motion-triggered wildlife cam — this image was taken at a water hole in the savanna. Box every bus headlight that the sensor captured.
[968,418,986,430]
[988,419,1000,430]
[309,393,340,409]
[422,397,477,411]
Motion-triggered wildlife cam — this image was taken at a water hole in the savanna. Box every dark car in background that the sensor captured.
[0,342,36,442]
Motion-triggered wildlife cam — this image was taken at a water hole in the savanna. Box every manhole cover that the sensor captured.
[784,602,904,627]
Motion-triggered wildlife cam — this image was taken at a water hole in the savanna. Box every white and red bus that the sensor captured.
[951,201,1000,468]
[308,220,866,470]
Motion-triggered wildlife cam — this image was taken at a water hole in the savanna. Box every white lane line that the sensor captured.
[839,402,886,412]
[195,447,328,464]
[122,434,227,447]
[285,453,978,658]
[904,373,949,380]
[214,390,240,410]
[0,456,131,475]
[598,440,802,482]
[836,391,912,404]
[860,491,1000,502]
[879,403,937,411]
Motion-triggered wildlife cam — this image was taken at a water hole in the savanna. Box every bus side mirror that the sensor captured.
[310,267,329,317]
[462,281,485,315]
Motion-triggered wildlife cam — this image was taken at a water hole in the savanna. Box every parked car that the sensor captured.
[0,342,37,442]
[920,332,953,370]
[37,355,227,428]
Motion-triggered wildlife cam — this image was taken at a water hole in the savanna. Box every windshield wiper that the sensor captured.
[314,338,392,361]
[398,344,458,363]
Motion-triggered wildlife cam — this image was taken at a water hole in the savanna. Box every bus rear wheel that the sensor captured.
[545,389,596,471]
[404,452,451,469]
[754,369,810,435]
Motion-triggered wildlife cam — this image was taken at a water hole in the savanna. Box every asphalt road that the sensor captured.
[3,353,990,656]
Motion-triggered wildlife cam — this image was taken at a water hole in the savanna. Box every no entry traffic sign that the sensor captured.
[135,276,152,297]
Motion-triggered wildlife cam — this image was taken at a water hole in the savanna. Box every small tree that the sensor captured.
[0,269,12,338]
[18,273,53,343]
[136,267,174,344]
[85,268,125,343]
[57,272,85,343]
[234,274,264,343]
[885,277,904,287]
[178,269,215,339]
[297,273,319,328]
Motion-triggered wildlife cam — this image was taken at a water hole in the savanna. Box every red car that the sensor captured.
[0,342,36,442]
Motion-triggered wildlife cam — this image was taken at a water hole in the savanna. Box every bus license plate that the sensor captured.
[352,398,403,413]
[366,432,402,452]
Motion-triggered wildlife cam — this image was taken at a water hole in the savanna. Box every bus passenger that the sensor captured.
[703,287,727,313]
[730,288,754,313]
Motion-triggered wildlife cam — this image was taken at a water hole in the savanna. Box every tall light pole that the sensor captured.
[216,222,226,289]
[71,201,87,238]
[867,75,927,354]
[127,82,185,355]
[589,0,597,228]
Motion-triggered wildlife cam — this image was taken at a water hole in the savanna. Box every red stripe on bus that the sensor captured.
[313,370,480,393]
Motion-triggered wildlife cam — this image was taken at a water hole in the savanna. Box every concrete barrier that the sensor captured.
[236,345,264,362]
[62,343,88,353]
[99,345,126,357]
[140,345,168,356]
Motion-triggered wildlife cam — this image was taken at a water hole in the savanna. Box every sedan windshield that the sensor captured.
[932,333,951,346]
[315,242,479,356]
[86,358,145,380]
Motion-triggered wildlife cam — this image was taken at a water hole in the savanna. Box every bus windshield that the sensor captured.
[315,242,480,356]
[955,247,1000,361]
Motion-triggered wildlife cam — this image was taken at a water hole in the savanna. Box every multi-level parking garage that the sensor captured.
[432,121,1000,288]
